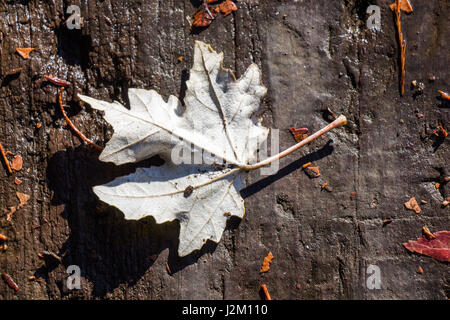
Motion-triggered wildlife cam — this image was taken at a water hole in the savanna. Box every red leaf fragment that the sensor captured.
[403,231,450,262]
[260,252,274,273]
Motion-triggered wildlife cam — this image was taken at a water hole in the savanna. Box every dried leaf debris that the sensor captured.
[404,197,420,213]
[403,231,449,262]
[16,47,34,59]
[260,252,274,273]
[390,0,412,95]
[192,0,237,28]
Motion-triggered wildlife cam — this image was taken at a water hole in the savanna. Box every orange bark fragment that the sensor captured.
[10,155,23,171]
[417,266,423,274]
[14,177,22,185]
[437,90,450,101]
[260,252,274,273]
[16,48,35,59]
[422,226,436,240]
[16,192,30,209]
[6,206,16,222]
[219,0,238,16]
[192,6,217,28]
[389,0,413,13]
[261,284,271,300]
[404,197,420,213]
[0,234,7,241]
[302,162,312,169]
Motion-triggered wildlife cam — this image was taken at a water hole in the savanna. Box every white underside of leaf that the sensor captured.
[79,41,269,256]
[94,164,245,256]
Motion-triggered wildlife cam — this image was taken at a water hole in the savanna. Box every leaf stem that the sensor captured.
[194,115,347,187]
[241,115,347,171]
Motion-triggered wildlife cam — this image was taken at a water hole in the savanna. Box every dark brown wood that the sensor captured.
[0,0,448,299]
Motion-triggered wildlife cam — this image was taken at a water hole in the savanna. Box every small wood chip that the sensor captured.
[6,206,16,221]
[382,219,393,226]
[304,166,320,178]
[16,192,30,209]
[302,162,312,169]
[16,48,35,59]
[0,141,12,174]
[10,155,23,171]
[404,197,421,213]
[422,226,436,240]
[417,266,423,274]
[183,185,194,197]
[5,68,22,77]
[261,284,271,300]
[2,272,19,291]
[437,90,450,101]
[166,262,172,275]
[260,252,274,273]
[0,233,7,241]
[14,177,22,185]
[219,0,238,16]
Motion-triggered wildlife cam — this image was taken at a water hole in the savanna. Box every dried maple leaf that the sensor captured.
[16,48,35,59]
[192,5,217,28]
[260,252,274,273]
[404,197,420,213]
[389,0,413,13]
[403,231,450,262]
[219,0,238,16]
[79,41,347,257]
[16,192,30,209]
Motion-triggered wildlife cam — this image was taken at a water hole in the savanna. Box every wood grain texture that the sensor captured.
[0,0,448,299]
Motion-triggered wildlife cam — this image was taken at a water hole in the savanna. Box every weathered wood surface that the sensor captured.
[0,0,448,299]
